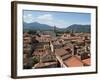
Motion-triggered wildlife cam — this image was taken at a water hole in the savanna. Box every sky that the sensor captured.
[23,10,91,28]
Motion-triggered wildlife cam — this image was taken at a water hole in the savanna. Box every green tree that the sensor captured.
[28,30,36,35]
[32,56,40,66]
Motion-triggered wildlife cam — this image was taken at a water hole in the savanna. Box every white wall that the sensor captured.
[0,0,99,80]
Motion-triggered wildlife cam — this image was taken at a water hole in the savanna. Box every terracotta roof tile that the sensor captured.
[55,48,67,56]
[82,58,91,66]
[64,56,83,67]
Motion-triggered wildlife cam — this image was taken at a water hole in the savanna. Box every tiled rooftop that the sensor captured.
[82,58,91,66]
[55,48,67,56]
[64,56,83,67]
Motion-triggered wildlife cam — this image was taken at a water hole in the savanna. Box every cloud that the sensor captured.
[23,13,67,28]
[23,14,53,24]
[35,14,54,26]
[27,14,32,17]
[54,20,67,28]
[36,14,67,28]
[23,14,34,23]
[37,14,53,21]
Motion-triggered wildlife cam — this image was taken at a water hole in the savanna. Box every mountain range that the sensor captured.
[66,24,90,33]
[23,22,90,33]
[23,22,54,30]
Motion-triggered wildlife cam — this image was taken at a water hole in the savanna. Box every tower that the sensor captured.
[54,26,57,36]
[50,41,54,53]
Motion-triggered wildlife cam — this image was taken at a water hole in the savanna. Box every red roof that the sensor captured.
[55,48,67,56]
[64,56,83,67]
[82,58,91,66]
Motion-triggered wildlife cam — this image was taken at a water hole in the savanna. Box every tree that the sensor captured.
[32,56,40,66]
[65,30,70,33]
[27,30,36,35]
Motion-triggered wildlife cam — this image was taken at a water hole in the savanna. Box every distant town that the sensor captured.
[23,25,91,69]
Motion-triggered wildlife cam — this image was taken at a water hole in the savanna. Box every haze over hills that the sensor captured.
[23,22,91,33]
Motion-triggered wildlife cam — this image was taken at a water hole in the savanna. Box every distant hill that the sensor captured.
[23,22,90,33]
[66,24,90,33]
[23,22,54,30]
